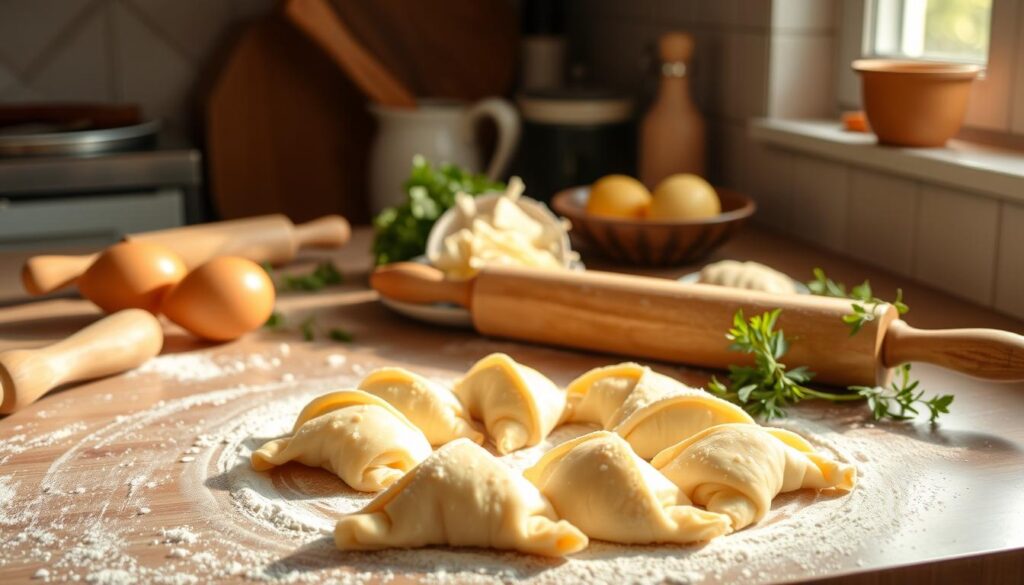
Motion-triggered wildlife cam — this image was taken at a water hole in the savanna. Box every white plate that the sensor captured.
[678,271,811,294]
[379,296,473,329]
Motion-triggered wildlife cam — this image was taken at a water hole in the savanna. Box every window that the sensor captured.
[869,0,992,64]
[838,0,1023,134]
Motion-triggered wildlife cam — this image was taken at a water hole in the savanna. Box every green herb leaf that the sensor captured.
[371,157,504,266]
[299,315,316,341]
[279,261,344,292]
[851,364,954,422]
[264,311,285,329]
[809,268,910,336]
[328,328,354,342]
[706,308,821,419]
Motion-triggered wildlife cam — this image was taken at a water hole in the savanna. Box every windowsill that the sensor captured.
[749,118,1024,204]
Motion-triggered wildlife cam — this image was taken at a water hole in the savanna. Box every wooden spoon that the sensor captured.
[284,0,417,108]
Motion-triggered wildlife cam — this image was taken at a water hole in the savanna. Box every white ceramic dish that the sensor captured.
[380,192,579,329]
[379,296,474,329]
[424,192,575,268]
[678,271,811,294]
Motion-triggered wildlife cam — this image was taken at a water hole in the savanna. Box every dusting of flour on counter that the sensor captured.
[1,355,961,585]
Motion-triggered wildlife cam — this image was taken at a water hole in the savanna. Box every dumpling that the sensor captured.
[251,390,432,492]
[566,363,754,458]
[334,439,588,557]
[697,260,797,295]
[651,423,857,530]
[358,367,483,446]
[453,353,567,454]
[524,431,731,544]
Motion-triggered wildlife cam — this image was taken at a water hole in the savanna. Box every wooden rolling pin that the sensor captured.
[0,309,163,414]
[22,214,351,295]
[372,263,1024,387]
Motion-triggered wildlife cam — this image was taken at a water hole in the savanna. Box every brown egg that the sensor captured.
[162,257,276,342]
[77,241,187,314]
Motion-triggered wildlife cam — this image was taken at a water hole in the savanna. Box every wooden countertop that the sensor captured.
[1,226,1022,584]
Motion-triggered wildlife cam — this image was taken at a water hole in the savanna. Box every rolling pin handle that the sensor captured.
[293,215,352,249]
[0,309,164,414]
[370,263,473,308]
[882,319,1024,381]
[21,253,98,296]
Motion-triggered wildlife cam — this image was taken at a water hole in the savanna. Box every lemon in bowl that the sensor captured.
[585,174,652,219]
[648,174,720,220]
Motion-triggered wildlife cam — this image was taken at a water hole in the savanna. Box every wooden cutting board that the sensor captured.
[205,14,374,225]
[205,1,517,225]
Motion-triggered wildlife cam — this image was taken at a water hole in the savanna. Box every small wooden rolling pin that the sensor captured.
[22,214,351,296]
[0,309,163,414]
[372,263,1024,387]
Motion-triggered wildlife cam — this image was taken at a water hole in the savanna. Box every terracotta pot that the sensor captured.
[852,59,981,147]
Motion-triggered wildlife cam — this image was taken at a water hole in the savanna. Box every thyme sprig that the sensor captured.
[807,268,908,335]
[851,364,954,423]
[707,309,860,419]
[709,309,953,422]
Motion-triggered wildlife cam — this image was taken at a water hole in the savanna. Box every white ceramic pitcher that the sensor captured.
[369,98,520,213]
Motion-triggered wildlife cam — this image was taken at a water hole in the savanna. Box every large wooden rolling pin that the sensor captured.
[372,263,1024,387]
[23,214,351,295]
[0,309,163,414]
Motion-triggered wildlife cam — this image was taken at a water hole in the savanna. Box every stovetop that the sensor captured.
[0,136,201,198]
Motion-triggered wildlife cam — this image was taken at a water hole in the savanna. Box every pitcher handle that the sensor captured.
[465,98,521,181]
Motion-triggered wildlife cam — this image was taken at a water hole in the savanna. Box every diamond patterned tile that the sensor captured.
[125,0,232,63]
[112,2,194,124]
[0,0,93,73]
[30,7,113,102]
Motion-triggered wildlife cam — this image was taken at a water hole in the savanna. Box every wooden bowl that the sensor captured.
[852,59,981,147]
[551,186,756,266]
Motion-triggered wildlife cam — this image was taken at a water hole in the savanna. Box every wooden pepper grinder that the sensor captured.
[639,32,706,187]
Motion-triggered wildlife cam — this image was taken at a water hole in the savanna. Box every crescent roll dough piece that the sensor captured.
[334,439,588,557]
[698,260,798,295]
[651,423,857,530]
[454,353,567,454]
[566,363,754,458]
[524,431,731,544]
[564,363,648,428]
[251,390,432,492]
[358,367,483,446]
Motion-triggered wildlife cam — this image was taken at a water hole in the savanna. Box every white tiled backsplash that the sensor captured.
[0,0,274,132]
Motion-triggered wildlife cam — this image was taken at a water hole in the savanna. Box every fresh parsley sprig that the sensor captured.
[851,364,954,423]
[372,157,504,265]
[282,261,344,291]
[263,261,344,292]
[708,309,861,419]
[263,311,354,343]
[808,268,908,335]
